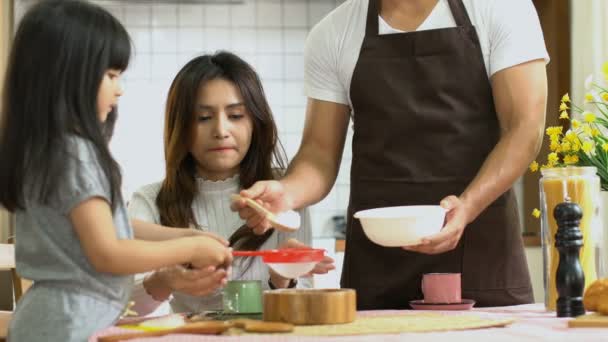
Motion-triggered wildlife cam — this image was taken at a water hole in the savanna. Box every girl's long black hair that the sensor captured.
[0,0,131,211]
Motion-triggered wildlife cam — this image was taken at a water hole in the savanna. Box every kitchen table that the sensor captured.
[90,304,607,341]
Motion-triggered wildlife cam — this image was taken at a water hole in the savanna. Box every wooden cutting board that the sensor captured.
[568,313,608,328]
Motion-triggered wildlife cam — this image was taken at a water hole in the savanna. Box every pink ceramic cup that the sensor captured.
[421,273,462,304]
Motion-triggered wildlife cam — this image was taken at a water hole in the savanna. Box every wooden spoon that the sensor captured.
[231,194,300,232]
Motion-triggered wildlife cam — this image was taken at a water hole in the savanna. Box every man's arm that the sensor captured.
[406,59,547,254]
[462,59,547,220]
[233,98,350,233]
[283,98,351,209]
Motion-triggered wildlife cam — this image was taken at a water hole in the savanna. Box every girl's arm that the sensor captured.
[131,219,222,243]
[71,197,232,275]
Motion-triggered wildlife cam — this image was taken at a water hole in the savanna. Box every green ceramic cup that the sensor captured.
[222,280,263,313]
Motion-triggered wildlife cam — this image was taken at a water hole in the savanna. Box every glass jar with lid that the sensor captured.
[539,166,605,310]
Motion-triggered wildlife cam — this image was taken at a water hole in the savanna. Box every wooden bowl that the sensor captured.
[263,288,356,325]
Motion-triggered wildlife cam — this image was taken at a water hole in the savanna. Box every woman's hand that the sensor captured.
[144,264,229,300]
[402,195,470,254]
[268,239,336,288]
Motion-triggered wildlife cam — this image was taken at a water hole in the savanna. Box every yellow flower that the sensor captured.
[584,112,597,123]
[585,93,595,103]
[548,152,559,164]
[583,124,593,136]
[561,141,571,152]
[564,154,579,165]
[582,141,594,154]
[546,126,563,136]
[571,119,581,129]
[561,93,571,103]
[560,111,569,119]
[602,93,608,102]
[582,124,592,136]
[592,128,600,137]
[603,61,608,80]
[532,208,541,218]
[565,130,578,143]
[559,102,569,111]
[572,142,581,152]
[529,161,539,172]
[550,140,561,152]
[603,143,608,152]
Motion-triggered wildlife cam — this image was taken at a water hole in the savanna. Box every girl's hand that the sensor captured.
[190,236,233,270]
[153,264,229,297]
[186,229,229,247]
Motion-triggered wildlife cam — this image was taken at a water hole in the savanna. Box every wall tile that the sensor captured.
[178,4,204,27]
[263,81,284,110]
[256,54,284,80]
[203,28,232,54]
[256,29,282,53]
[125,5,150,27]
[283,1,308,28]
[284,81,306,107]
[256,0,282,28]
[177,27,205,54]
[284,29,307,54]
[230,29,257,54]
[231,2,256,28]
[126,53,151,81]
[204,5,230,27]
[285,54,304,80]
[283,107,306,133]
[152,28,178,53]
[152,4,177,27]
[151,54,178,80]
[129,28,152,54]
[308,1,335,27]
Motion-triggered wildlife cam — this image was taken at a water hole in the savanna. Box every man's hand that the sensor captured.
[402,195,469,254]
[230,180,294,235]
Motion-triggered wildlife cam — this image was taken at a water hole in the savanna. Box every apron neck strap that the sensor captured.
[365,0,380,37]
[365,0,473,37]
[447,0,473,27]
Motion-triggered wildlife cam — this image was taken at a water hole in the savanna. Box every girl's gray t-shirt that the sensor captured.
[12,136,133,337]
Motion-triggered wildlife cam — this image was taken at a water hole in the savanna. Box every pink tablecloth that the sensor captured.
[90,304,607,342]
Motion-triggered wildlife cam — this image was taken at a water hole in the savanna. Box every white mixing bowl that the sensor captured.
[354,205,447,247]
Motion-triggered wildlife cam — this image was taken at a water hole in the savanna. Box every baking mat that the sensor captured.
[225,313,515,336]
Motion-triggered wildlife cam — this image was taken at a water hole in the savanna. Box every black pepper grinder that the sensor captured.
[553,198,586,317]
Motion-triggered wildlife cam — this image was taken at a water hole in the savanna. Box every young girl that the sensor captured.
[128,52,335,315]
[0,1,232,340]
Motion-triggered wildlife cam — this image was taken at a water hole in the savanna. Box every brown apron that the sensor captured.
[343,0,533,310]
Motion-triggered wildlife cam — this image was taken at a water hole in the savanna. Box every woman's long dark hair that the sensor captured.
[157,52,287,252]
[0,0,131,211]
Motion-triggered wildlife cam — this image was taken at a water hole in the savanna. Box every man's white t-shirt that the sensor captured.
[304,0,549,110]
